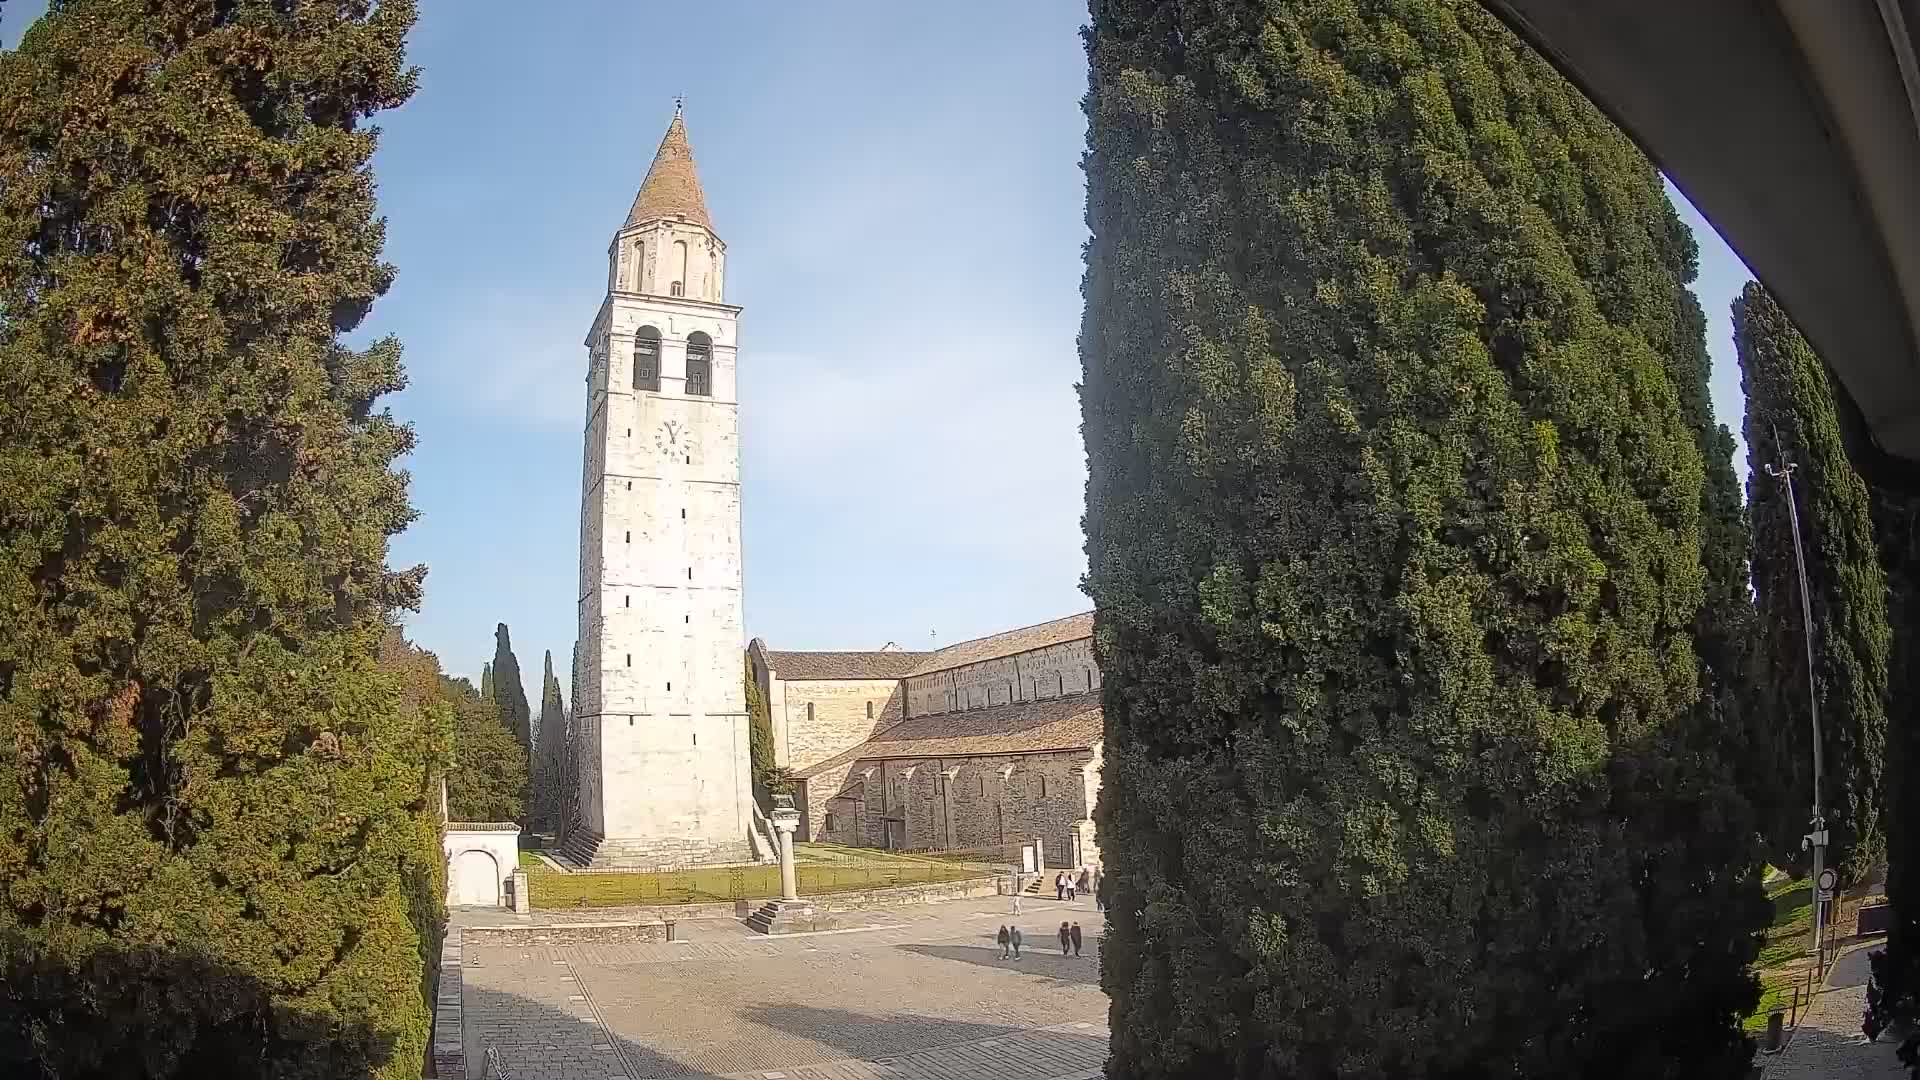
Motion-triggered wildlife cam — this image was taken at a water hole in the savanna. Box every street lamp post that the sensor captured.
[1765,442,1829,977]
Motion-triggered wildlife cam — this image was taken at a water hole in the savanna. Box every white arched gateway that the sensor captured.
[444,823,520,909]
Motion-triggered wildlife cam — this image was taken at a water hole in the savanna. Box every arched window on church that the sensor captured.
[633,326,661,391]
[685,331,713,396]
[671,239,689,296]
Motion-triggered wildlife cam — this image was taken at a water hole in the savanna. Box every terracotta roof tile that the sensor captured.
[908,612,1094,676]
[625,113,713,232]
[764,650,929,681]
[795,693,1101,779]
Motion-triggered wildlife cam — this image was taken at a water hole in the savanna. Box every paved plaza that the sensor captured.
[460,895,1109,1079]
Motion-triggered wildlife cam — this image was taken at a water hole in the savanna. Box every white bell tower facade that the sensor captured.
[568,109,756,868]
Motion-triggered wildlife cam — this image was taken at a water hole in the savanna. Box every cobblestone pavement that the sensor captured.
[463,896,1109,1079]
[1764,944,1906,1080]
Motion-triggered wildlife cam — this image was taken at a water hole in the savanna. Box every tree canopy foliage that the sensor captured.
[0,1,436,1075]
[1079,1,1765,1075]
[1737,281,1890,884]
[490,623,532,751]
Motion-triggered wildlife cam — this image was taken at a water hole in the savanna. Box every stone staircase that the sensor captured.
[745,897,841,935]
[552,828,754,871]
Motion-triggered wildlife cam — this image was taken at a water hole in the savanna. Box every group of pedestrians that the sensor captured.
[1053,868,1095,903]
[996,921,1083,958]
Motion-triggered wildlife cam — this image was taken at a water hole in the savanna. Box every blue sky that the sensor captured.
[6,2,1756,691]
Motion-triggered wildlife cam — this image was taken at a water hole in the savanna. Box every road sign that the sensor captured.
[1817,867,1838,900]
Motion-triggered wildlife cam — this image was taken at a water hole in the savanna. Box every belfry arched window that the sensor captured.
[633,326,661,391]
[685,331,713,396]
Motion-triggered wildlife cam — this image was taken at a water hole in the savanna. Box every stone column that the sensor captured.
[772,794,801,901]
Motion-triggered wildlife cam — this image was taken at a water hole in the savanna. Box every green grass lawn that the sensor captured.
[1743,872,1815,1032]
[519,843,991,909]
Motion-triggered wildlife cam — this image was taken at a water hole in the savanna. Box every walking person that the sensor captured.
[1010,925,1023,959]
[1070,922,1084,957]
[1077,868,1090,903]
[1055,872,1066,901]
[1058,921,1072,955]
[1011,877,1023,916]
[1066,875,1077,902]
[997,925,1011,959]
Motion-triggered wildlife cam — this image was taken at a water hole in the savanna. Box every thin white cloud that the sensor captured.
[410,290,589,428]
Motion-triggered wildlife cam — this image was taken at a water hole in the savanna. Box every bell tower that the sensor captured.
[568,107,756,868]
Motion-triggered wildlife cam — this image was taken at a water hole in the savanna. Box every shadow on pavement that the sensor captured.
[465,983,705,1079]
[898,941,1101,987]
[739,1002,1108,1067]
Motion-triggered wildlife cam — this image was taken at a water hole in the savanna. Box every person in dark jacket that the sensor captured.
[1070,922,1084,957]
[997,924,1011,959]
[1058,921,1072,955]
[1010,924,1024,958]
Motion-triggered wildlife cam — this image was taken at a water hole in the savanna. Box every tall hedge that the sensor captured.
[0,2,433,1076]
[1737,281,1890,884]
[1080,2,1762,1075]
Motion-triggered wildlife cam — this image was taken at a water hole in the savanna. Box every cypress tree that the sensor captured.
[490,622,532,752]
[1869,492,1920,1044]
[533,650,566,832]
[1080,2,1760,1075]
[0,1,434,1076]
[746,656,774,804]
[1737,281,1890,885]
[480,661,494,701]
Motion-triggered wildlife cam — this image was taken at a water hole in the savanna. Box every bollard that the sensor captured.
[1765,1010,1785,1053]
[665,920,676,942]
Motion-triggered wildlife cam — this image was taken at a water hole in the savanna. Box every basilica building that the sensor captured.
[750,612,1104,871]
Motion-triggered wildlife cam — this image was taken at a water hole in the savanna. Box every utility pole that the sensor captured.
[1765,431,1830,977]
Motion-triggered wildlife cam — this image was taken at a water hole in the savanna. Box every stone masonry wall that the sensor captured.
[775,679,905,773]
[903,637,1101,719]
[807,749,1098,868]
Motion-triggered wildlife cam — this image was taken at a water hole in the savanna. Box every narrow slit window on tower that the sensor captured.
[687,567,692,579]
[980,777,986,797]
[680,508,686,519]
[633,326,661,390]
[625,531,631,543]
[866,701,874,720]
[685,332,713,396]
[624,595,630,607]
[666,682,671,691]
[626,654,631,667]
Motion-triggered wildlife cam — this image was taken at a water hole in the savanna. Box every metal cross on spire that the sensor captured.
[674,95,684,117]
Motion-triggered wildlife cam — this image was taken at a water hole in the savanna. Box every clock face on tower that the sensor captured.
[654,419,683,459]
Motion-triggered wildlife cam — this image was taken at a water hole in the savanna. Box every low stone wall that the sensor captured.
[522,875,996,919]
[463,923,670,947]
[431,931,464,1079]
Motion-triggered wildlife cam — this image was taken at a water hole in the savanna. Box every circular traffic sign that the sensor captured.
[1818,868,1839,893]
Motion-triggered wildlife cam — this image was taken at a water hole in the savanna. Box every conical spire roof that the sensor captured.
[624,110,713,232]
